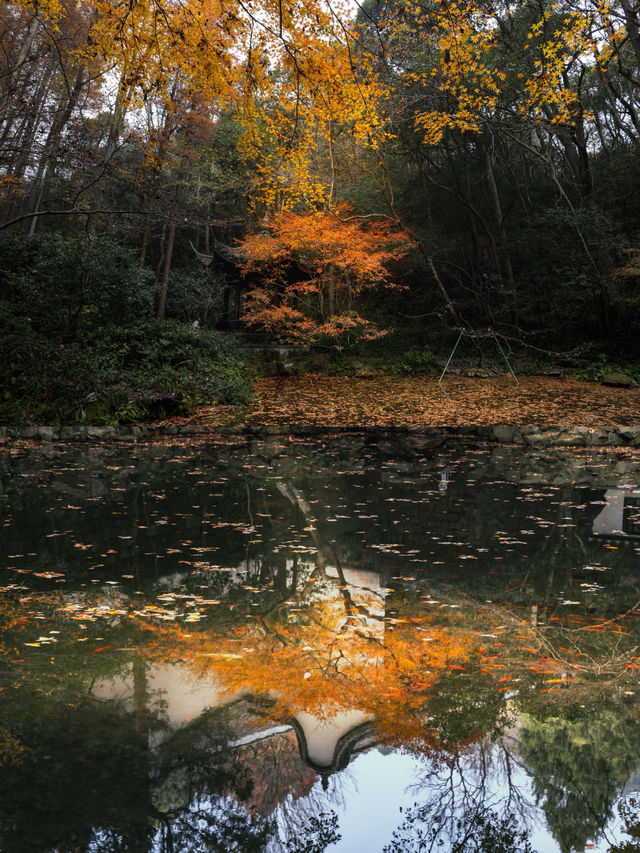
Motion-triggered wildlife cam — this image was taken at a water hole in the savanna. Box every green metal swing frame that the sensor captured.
[438,328,519,394]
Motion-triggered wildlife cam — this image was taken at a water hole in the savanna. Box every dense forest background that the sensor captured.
[2,0,640,423]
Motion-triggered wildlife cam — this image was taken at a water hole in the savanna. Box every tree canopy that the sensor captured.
[3,0,640,421]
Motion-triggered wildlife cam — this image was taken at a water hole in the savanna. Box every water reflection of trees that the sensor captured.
[518,709,640,853]
[0,683,276,853]
[2,611,640,853]
[4,440,640,850]
[0,677,357,853]
[385,805,534,852]
[272,789,343,853]
[383,739,535,852]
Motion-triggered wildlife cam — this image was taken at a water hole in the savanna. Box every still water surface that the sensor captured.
[2,434,640,852]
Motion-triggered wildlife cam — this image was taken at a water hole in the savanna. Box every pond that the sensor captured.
[2,433,640,853]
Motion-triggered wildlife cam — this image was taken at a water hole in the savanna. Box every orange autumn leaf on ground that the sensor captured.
[184,375,640,430]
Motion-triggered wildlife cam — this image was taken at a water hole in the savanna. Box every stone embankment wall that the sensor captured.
[2,423,640,446]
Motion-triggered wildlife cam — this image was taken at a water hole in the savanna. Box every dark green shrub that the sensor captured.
[0,230,156,338]
[0,231,252,424]
[571,352,610,382]
[0,310,252,425]
[165,267,226,327]
[400,344,437,373]
[89,322,253,423]
[326,353,356,376]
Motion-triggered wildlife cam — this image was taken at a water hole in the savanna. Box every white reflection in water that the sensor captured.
[273,746,624,853]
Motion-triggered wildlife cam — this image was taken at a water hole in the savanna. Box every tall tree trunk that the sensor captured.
[156,207,177,319]
[234,281,242,324]
[546,75,594,207]
[327,270,335,317]
[480,141,517,321]
[102,77,128,166]
[0,53,55,224]
[222,285,231,327]
[0,14,40,134]
[619,0,640,72]
[24,62,86,233]
[139,224,150,268]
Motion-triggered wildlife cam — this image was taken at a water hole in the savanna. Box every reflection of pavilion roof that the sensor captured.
[91,662,377,787]
[292,712,376,775]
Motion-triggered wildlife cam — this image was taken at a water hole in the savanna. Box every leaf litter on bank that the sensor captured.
[178,376,640,429]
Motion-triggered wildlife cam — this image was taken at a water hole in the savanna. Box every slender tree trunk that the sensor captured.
[327,270,335,317]
[0,14,40,134]
[131,656,151,853]
[24,63,86,233]
[156,207,177,319]
[102,83,128,166]
[222,286,231,327]
[0,54,55,224]
[480,141,517,321]
[204,203,211,254]
[234,281,241,324]
[139,224,150,268]
[619,0,640,71]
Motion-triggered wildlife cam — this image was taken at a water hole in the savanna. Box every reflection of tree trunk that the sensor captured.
[276,482,328,598]
[133,655,148,738]
[132,655,151,853]
[276,482,356,619]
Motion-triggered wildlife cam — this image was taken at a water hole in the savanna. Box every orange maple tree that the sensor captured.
[238,204,411,344]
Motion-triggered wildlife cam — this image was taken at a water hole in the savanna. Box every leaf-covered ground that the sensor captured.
[186,375,640,428]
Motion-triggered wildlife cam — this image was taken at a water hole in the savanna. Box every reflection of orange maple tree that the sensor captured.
[0,601,31,767]
[238,205,411,344]
[131,569,640,756]
[143,590,477,752]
